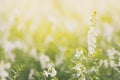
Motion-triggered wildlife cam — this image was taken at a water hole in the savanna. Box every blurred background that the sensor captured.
[0,0,120,80]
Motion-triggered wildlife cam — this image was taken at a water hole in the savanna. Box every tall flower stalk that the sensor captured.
[88,11,97,55]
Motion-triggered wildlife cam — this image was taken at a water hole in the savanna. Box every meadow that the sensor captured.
[0,0,120,80]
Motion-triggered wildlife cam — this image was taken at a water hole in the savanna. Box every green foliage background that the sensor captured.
[0,0,120,80]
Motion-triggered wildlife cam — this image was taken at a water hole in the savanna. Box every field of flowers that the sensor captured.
[0,0,120,80]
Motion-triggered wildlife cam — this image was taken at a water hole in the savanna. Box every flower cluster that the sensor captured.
[72,49,87,80]
[88,12,97,55]
[107,48,120,68]
[44,66,57,77]
[73,63,86,78]
[75,49,83,59]
[88,27,97,55]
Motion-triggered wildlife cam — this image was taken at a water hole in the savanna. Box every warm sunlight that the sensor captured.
[0,0,120,80]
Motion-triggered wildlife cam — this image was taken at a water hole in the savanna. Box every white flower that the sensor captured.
[99,60,104,67]
[76,73,81,77]
[110,60,116,68]
[49,67,57,77]
[28,69,35,80]
[88,27,97,55]
[2,40,21,62]
[30,48,38,60]
[44,66,57,77]
[44,71,49,77]
[81,77,86,80]
[73,64,81,71]
[6,51,15,62]
[104,23,113,42]
[39,54,50,69]
[103,60,109,68]
[3,41,14,52]
[0,61,11,80]
[107,48,118,59]
[73,63,87,78]
[75,49,83,59]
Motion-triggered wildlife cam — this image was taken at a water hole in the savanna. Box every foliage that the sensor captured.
[0,0,120,80]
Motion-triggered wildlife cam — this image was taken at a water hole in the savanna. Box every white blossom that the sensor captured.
[88,27,97,55]
[103,60,109,68]
[28,69,35,80]
[107,48,115,59]
[30,48,38,60]
[39,54,50,69]
[81,77,86,80]
[104,24,113,42]
[75,49,83,59]
[110,60,116,68]
[73,64,81,71]
[73,63,86,78]
[48,67,57,77]
[107,48,120,60]
[44,66,57,77]
[0,61,11,80]
[99,60,104,67]
[44,71,49,77]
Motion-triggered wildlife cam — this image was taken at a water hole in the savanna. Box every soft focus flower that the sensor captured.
[73,64,81,71]
[44,66,57,77]
[48,67,57,77]
[44,71,49,77]
[39,54,51,69]
[107,48,119,60]
[30,48,38,60]
[88,11,97,55]
[99,60,103,67]
[75,49,83,59]
[55,46,66,66]
[3,40,29,62]
[88,27,97,55]
[104,23,113,42]
[28,69,35,80]
[3,41,14,52]
[73,63,86,78]
[107,48,115,59]
[110,60,116,68]
[81,77,86,80]
[103,60,109,68]
[6,51,15,62]
[0,61,11,80]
